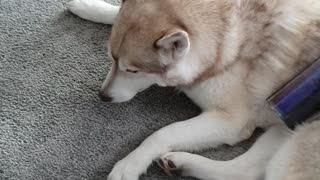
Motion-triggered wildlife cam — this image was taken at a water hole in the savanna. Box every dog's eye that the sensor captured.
[126,69,139,74]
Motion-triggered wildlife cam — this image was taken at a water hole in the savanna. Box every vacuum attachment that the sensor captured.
[267,57,320,129]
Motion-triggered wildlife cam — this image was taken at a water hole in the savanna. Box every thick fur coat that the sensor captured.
[67,0,320,179]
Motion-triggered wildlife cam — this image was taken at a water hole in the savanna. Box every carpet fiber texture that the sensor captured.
[0,0,258,179]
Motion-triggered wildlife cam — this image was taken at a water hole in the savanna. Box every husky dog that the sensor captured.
[67,0,320,179]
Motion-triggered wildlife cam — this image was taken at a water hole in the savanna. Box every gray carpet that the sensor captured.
[0,0,258,179]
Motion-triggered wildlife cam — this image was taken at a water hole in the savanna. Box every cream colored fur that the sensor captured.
[67,0,320,179]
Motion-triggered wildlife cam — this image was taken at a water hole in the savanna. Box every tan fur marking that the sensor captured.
[254,2,267,13]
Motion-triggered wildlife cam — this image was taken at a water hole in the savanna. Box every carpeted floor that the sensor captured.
[0,0,258,179]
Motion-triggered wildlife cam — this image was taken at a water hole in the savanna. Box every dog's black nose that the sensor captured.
[99,91,113,102]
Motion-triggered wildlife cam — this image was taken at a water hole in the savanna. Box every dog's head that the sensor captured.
[100,0,224,103]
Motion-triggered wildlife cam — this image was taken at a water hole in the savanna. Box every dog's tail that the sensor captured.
[67,0,119,25]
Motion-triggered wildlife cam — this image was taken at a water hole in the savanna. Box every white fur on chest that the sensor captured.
[182,61,282,128]
[182,63,247,109]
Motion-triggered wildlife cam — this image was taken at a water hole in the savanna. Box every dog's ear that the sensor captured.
[155,30,190,62]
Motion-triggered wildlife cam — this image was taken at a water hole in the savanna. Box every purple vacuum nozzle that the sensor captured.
[267,57,320,129]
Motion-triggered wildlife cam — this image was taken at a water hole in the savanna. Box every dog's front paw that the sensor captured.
[108,157,147,180]
[158,152,195,177]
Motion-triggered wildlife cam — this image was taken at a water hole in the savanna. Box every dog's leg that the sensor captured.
[108,110,255,180]
[158,125,291,180]
[67,0,119,24]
